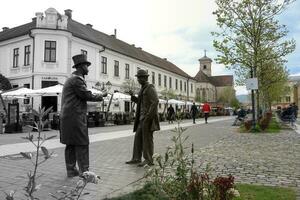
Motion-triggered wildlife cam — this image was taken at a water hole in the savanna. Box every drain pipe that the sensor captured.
[29,30,35,109]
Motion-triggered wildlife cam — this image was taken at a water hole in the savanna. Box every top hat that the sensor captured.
[72,54,91,68]
[135,69,149,77]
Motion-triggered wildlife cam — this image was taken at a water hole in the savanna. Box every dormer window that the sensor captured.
[203,65,207,69]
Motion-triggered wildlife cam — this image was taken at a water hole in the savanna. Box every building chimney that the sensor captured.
[86,23,93,28]
[131,44,135,47]
[137,47,142,50]
[2,27,9,31]
[110,34,115,38]
[163,58,167,61]
[114,29,117,38]
[32,17,36,22]
[64,9,72,19]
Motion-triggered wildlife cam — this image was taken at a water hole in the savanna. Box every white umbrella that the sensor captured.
[186,101,194,105]
[159,99,167,103]
[111,92,131,100]
[1,88,34,98]
[168,99,185,105]
[28,84,102,96]
[30,84,63,96]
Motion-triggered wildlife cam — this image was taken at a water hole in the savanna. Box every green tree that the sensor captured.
[258,60,289,109]
[0,73,12,91]
[212,0,296,115]
[217,87,236,106]
[120,78,140,95]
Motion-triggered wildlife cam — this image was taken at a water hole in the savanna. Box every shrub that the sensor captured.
[244,120,252,131]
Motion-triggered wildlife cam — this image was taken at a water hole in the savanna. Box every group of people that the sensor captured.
[59,54,160,177]
[166,102,211,124]
[278,102,298,121]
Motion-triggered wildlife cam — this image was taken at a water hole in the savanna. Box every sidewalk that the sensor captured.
[0,117,230,157]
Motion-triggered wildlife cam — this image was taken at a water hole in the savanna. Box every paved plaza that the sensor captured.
[0,116,299,199]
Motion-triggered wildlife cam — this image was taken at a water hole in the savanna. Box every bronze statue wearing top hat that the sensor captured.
[60,53,107,177]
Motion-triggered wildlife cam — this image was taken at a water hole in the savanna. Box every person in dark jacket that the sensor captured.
[190,102,198,124]
[125,69,160,167]
[167,104,175,124]
[60,54,107,178]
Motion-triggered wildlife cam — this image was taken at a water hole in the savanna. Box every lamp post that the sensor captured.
[250,67,256,131]
[105,81,113,121]
[105,81,112,92]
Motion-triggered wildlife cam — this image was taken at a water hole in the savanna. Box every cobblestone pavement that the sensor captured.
[195,127,300,199]
[0,117,299,199]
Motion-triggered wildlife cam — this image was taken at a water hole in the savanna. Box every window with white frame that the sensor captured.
[191,83,193,93]
[158,74,161,86]
[114,60,119,77]
[175,79,178,90]
[180,80,182,91]
[101,56,107,74]
[169,77,172,89]
[44,41,56,62]
[164,75,167,88]
[125,64,130,79]
[13,48,19,67]
[184,82,186,92]
[152,72,155,84]
[24,45,30,66]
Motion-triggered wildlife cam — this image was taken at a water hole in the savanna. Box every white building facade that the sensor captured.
[0,8,233,113]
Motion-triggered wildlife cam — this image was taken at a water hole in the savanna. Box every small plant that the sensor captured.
[50,171,100,200]
[4,106,56,200]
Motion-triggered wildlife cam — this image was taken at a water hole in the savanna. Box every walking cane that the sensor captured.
[106,90,116,121]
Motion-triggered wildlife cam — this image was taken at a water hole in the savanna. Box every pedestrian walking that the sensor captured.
[167,104,175,124]
[60,54,107,178]
[292,102,298,119]
[202,101,211,124]
[190,102,198,124]
[125,69,160,167]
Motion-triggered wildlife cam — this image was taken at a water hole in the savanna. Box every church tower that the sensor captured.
[198,50,212,77]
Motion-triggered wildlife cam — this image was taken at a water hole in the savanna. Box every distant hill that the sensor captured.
[236,94,250,103]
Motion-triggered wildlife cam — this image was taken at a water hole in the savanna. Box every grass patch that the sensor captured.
[264,117,281,133]
[105,183,296,200]
[234,184,296,200]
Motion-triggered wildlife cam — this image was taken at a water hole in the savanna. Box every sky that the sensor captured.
[1,0,299,95]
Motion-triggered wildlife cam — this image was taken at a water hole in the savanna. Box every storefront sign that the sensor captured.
[42,76,58,81]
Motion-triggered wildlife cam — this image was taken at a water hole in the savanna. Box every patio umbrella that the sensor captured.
[1,88,34,99]
[168,99,185,105]
[111,92,131,100]
[30,84,64,96]
[159,99,167,103]
[28,84,103,96]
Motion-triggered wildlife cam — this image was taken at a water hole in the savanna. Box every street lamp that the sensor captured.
[105,81,112,92]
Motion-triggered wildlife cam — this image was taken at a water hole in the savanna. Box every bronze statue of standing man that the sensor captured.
[126,69,160,167]
[60,54,107,177]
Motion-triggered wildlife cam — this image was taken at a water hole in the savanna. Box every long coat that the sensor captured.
[60,72,103,145]
[132,83,160,133]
